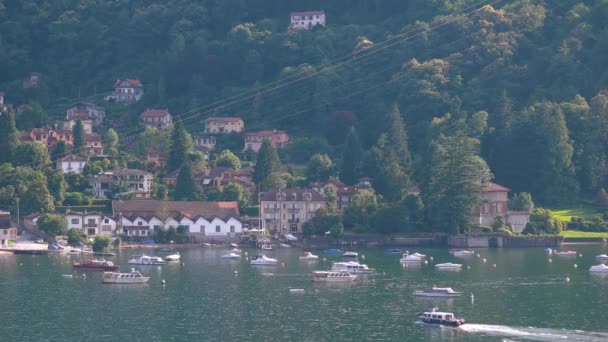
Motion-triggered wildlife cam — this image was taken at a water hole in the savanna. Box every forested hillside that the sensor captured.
[2,0,608,207]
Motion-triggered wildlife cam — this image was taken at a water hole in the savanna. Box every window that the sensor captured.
[137,221,143,226]
[216,225,221,233]
[230,226,235,233]
[71,219,79,224]
[104,218,109,224]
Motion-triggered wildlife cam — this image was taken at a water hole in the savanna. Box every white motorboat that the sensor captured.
[230,248,241,253]
[449,249,475,256]
[332,261,375,274]
[342,251,358,257]
[410,252,426,258]
[555,250,577,256]
[435,263,463,270]
[250,254,278,265]
[280,243,292,248]
[221,252,241,259]
[590,264,608,273]
[299,252,319,260]
[400,253,424,263]
[127,255,166,265]
[165,252,180,262]
[595,254,608,262]
[230,243,238,248]
[414,286,463,297]
[261,244,273,251]
[103,269,150,284]
[312,270,357,282]
[417,308,465,327]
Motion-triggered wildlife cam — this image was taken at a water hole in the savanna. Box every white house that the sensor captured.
[56,155,87,174]
[65,102,105,127]
[65,211,117,236]
[105,79,144,103]
[112,200,242,241]
[90,169,153,198]
[290,11,326,30]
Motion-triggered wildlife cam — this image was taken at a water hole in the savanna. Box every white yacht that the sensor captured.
[127,255,166,265]
[417,308,465,327]
[299,252,319,260]
[590,264,608,273]
[449,249,475,256]
[103,269,150,284]
[435,263,463,270]
[250,255,279,265]
[221,252,241,259]
[230,248,242,253]
[595,254,608,262]
[331,261,375,274]
[342,251,358,257]
[400,253,424,263]
[414,286,463,297]
[555,250,577,256]
[165,252,180,262]
[312,270,357,282]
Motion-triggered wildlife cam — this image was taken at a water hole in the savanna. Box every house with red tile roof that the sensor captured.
[140,109,172,128]
[290,10,326,30]
[66,102,105,127]
[105,78,144,103]
[243,129,289,152]
[472,182,530,233]
[85,133,104,156]
[205,117,244,133]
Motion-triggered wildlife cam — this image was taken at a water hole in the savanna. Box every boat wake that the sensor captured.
[460,324,608,341]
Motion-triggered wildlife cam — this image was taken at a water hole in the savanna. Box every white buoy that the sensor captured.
[161,279,166,285]
[323,258,327,262]
[424,260,428,264]
[574,264,578,268]
[565,276,571,283]
[82,273,86,278]
[429,256,433,261]
[470,293,475,304]
[482,258,487,263]
[467,266,471,270]
[234,270,238,275]
[578,253,583,257]
[476,254,481,258]
[549,258,552,263]
[492,264,497,268]
[361,255,365,260]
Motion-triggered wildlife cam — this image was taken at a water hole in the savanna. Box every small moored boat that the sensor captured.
[73,259,119,271]
[127,255,166,265]
[414,286,463,297]
[417,308,465,327]
[299,252,319,260]
[250,255,278,265]
[555,250,577,256]
[342,251,358,257]
[595,254,608,262]
[322,249,343,254]
[590,264,608,273]
[103,269,150,284]
[435,263,463,270]
[165,252,180,262]
[261,243,273,251]
[385,248,401,253]
[449,249,475,256]
[332,261,374,274]
[400,253,424,263]
[222,252,241,259]
[312,270,357,282]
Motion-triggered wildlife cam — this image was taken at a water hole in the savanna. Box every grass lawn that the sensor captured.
[560,230,608,239]
[549,207,602,222]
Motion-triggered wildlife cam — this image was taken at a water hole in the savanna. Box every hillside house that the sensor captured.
[311,178,361,211]
[56,155,87,174]
[90,169,153,198]
[105,79,144,103]
[65,211,117,236]
[290,11,326,30]
[66,102,105,127]
[140,109,173,129]
[23,72,40,88]
[243,130,289,152]
[26,127,74,151]
[472,183,530,233]
[111,200,242,241]
[85,133,104,156]
[205,117,244,133]
[61,118,93,134]
[193,134,216,151]
[260,189,326,234]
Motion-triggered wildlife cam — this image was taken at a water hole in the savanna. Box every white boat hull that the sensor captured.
[590,264,608,273]
[414,292,462,297]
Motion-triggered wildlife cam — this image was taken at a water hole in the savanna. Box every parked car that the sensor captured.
[70,242,86,249]
[35,238,44,244]
[48,243,64,250]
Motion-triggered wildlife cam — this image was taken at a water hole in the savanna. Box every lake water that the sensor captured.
[2,245,608,341]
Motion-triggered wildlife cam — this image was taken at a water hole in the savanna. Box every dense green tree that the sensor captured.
[215,149,241,170]
[37,214,66,236]
[51,141,68,161]
[46,169,66,205]
[72,119,85,155]
[509,192,535,211]
[340,127,363,185]
[0,108,18,163]
[523,208,562,235]
[16,102,47,130]
[13,143,51,170]
[306,153,335,182]
[103,128,119,156]
[302,208,344,238]
[365,134,409,202]
[343,189,378,232]
[253,140,281,189]
[221,182,249,208]
[167,121,193,172]
[173,160,199,200]
[92,236,110,252]
[67,228,86,244]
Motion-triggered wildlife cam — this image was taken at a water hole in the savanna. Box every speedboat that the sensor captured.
[544,248,553,255]
[590,264,608,273]
[400,253,423,263]
[299,252,319,260]
[332,261,374,274]
[342,251,358,257]
[230,243,238,248]
[312,270,357,282]
[158,248,171,253]
[280,243,292,248]
[410,252,426,258]
[435,263,463,270]
[449,249,475,256]
[322,249,343,254]
[555,250,577,257]
[261,244,273,251]
[385,248,401,253]
[595,254,608,262]
[414,286,463,297]
[221,252,241,259]
[417,308,465,327]
[250,255,278,265]
[103,269,150,284]
[165,252,180,262]
[73,259,119,271]
[127,255,166,265]
[230,248,242,253]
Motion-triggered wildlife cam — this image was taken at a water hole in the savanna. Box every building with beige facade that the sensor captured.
[259,189,326,234]
[205,117,244,133]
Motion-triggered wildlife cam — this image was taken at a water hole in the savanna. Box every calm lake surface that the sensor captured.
[2,245,608,341]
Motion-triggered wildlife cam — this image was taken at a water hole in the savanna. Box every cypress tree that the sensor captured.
[340,127,362,185]
[0,107,18,163]
[387,103,411,175]
[253,139,280,186]
[167,121,191,172]
[174,160,198,200]
[73,119,85,155]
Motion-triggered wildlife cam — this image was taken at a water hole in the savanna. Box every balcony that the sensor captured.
[288,218,300,223]
[264,208,280,213]
[287,208,300,213]
[85,223,98,228]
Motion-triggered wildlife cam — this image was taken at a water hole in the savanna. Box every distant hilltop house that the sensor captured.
[105,79,144,103]
[56,154,87,174]
[85,133,104,156]
[140,109,173,129]
[23,72,40,88]
[61,117,93,135]
[290,10,326,30]
[65,102,105,127]
[25,127,73,151]
[193,134,216,152]
[90,169,154,199]
[472,183,530,233]
[205,117,244,133]
[111,199,243,242]
[243,129,289,152]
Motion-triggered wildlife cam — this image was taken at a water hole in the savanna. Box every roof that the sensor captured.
[291,11,325,16]
[65,210,107,217]
[112,200,240,221]
[260,188,325,202]
[206,117,243,123]
[85,133,102,142]
[484,183,511,192]
[141,109,170,118]
[244,130,287,137]
[58,154,87,162]
[114,79,142,88]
